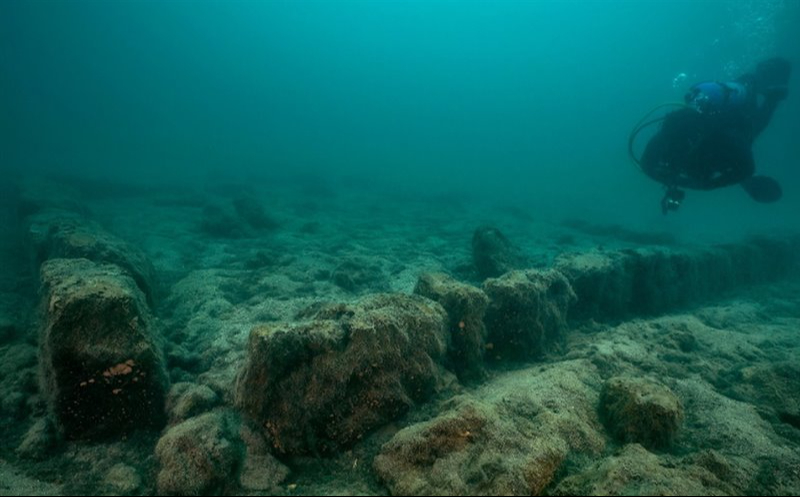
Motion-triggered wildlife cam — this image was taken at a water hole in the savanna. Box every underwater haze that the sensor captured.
[2,0,799,238]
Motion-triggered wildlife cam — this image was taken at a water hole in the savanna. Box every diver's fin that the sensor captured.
[741,175,782,203]
[756,57,791,89]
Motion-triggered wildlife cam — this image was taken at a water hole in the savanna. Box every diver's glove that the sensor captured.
[661,187,685,215]
[741,175,782,203]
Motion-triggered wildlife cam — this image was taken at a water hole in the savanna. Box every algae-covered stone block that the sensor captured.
[39,258,168,439]
[414,272,489,381]
[483,269,576,361]
[600,376,684,449]
[557,237,800,322]
[155,410,242,496]
[472,225,522,279]
[165,382,220,425]
[28,214,157,304]
[235,293,448,455]
[555,250,633,320]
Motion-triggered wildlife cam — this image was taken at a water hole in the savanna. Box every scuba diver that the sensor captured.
[630,57,791,214]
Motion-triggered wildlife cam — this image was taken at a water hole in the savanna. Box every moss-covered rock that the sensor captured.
[103,463,142,495]
[0,343,38,420]
[472,225,521,279]
[557,238,800,321]
[374,360,604,496]
[155,410,243,496]
[553,444,731,496]
[723,361,800,433]
[600,376,684,449]
[235,293,449,455]
[233,194,277,230]
[330,258,388,293]
[16,417,56,460]
[483,269,576,361]
[238,421,291,492]
[28,214,157,304]
[239,453,290,493]
[554,250,633,320]
[414,273,489,382]
[165,382,220,425]
[39,258,168,440]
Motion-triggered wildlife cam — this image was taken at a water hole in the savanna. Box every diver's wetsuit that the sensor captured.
[641,106,754,191]
[640,58,789,198]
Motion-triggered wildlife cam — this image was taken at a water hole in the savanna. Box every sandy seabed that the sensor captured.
[1,176,798,496]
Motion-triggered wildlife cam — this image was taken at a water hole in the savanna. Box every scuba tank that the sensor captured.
[684,81,748,115]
